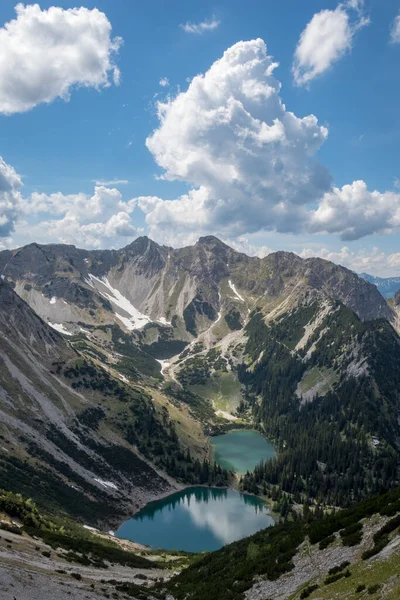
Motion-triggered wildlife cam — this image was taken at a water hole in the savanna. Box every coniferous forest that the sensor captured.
[238,305,400,507]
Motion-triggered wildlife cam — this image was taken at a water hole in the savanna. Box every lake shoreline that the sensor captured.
[115,485,274,552]
[120,429,277,523]
[113,429,278,549]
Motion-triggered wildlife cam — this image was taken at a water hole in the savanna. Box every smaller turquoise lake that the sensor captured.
[211,429,276,473]
[116,487,273,552]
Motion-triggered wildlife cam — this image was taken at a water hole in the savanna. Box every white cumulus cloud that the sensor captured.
[0,156,140,248]
[309,180,400,240]
[138,38,400,246]
[144,39,331,244]
[21,185,139,247]
[0,3,122,115]
[292,1,369,86]
[180,16,220,34]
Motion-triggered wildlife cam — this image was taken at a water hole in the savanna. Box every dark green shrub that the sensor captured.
[340,522,362,538]
[342,530,363,546]
[328,561,350,575]
[324,570,351,585]
[319,534,335,550]
[300,583,319,598]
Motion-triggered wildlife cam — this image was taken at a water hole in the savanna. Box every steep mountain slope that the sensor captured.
[0,279,214,527]
[239,299,400,504]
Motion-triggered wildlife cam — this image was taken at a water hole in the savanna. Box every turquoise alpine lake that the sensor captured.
[211,429,277,473]
[115,487,273,552]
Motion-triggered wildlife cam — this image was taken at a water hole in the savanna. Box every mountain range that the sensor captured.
[0,235,400,521]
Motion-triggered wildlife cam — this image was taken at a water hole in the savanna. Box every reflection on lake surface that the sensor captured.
[116,487,273,552]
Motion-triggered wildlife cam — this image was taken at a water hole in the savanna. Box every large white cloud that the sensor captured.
[292,1,369,86]
[140,38,400,246]
[0,3,122,115]
[309,181,400,240]
[144,39,331,243]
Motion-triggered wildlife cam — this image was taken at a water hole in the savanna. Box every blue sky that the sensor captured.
[0,1,400,275]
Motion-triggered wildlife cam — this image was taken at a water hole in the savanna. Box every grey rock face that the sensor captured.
[0,237,393,341]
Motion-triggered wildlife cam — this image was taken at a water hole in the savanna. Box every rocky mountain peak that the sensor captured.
[126,235,158,253]
[196,235,229,248]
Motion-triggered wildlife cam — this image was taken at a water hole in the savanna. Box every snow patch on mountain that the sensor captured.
[157,359,170,375]
[214,291,222,324]
[86,274,152,330]
[48,322,73,336]
[157,317,172,326]
[228,280,244,302]
[94,478,118,491]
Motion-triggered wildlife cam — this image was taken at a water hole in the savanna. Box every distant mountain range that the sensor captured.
[359,272,400,298]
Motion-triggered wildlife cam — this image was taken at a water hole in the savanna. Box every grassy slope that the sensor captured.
[297,552,400,600]
[190,371,243,414]
[150,387,209,460]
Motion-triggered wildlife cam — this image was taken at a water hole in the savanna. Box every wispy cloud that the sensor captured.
[159,77,169,87]
[180,16,220,35]
[93,179,129,186]
[390,12,400,44]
